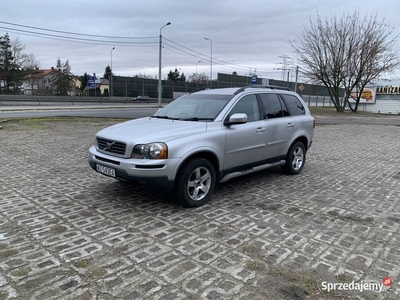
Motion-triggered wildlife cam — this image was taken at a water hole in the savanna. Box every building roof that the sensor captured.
[23,69,59,79]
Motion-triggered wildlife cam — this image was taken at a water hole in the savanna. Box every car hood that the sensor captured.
[96,117,207,143]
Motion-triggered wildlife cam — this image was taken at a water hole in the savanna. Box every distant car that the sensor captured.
[134,95,150,101]
[89,86,315,207]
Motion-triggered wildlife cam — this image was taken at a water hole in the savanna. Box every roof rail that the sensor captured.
[234,85,291,95]
[188,86,216,94]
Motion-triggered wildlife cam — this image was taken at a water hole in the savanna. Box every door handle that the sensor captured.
[256,127,266,133]
[287,123,294,128]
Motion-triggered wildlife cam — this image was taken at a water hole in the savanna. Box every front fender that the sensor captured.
[168,133,225,179]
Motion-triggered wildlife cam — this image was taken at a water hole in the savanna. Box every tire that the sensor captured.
[282,141,306,175]
[174,158,216,208]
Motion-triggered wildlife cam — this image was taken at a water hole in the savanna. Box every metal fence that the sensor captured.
[0,73,346,106]
[302,94,337,107]
[111,73,344,100]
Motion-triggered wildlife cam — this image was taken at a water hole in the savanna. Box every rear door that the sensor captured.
[259,93,294,159]
[279,93,309,136]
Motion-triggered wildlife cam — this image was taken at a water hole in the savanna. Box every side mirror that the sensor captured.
[224,113,247,126]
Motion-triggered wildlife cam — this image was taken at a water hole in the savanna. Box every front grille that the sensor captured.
[97,138,126,155]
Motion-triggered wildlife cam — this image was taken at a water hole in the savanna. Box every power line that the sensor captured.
[0,26,158,47]
[165,37,287,75]
[163,43,244,74]
[164,37,260,73]
[0,21,156,39]
[163,42,206,61]
[0,21,285,78]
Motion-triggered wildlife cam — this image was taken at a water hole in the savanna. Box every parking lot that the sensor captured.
[0,118,399,299]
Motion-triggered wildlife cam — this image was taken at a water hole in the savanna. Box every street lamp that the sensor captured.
[196,60,201,75]
[179,67,184,80]
[196,60,201,88]
[204,37,212,85]
[158,22,171,107]
[110,47,115,99]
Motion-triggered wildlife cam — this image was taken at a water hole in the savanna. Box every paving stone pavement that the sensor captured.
[0,119,399,299]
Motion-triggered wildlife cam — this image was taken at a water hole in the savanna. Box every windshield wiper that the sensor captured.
[179,117,214,121]
[151,115,179,120]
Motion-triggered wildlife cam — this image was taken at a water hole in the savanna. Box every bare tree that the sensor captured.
[52,58,73,95]
[17,53,41,95]
[292,12,399,112]
[11,38,29,93]
[24,53,40,71]
[134,73,153,79]
[187,72,209,83]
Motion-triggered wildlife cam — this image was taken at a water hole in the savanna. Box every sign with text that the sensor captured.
[377,86,400,94]
[87,76,95,89]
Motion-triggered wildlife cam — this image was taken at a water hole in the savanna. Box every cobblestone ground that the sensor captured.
[0,119,399,299]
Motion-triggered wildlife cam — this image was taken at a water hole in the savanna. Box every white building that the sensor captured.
[21,68,59,95]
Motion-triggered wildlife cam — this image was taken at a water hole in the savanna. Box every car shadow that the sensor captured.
[92,166,286,209]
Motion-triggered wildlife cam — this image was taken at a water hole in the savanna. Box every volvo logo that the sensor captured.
[103,141,116,151]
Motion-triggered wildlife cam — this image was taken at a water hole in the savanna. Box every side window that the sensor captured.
[280,98,290,116]
[280,94,305,116]
[259,93,283,119]
[229,94,260,122]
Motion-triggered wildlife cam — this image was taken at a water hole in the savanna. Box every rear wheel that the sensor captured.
[282,141,306,175]
[174,158,216,207]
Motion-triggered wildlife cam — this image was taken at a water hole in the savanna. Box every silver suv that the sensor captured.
[88,86,315,207]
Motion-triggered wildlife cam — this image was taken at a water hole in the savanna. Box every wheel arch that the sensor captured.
[291,135,308,151]
[174,150,220,181]
[282,136,308,175]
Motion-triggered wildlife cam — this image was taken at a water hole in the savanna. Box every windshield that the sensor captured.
[153,94,233,121]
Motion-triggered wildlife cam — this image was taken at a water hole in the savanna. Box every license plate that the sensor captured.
[96,164,116,177]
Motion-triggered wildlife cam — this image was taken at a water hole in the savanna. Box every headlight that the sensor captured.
[131,142,168,159]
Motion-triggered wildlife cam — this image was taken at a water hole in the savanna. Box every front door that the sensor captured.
[224,94,266,170]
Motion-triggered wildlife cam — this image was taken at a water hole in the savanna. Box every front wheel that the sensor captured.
[282,141,306,175]
[174,158,216,208]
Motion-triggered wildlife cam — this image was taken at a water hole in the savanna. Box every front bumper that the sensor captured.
[88,146,177,192]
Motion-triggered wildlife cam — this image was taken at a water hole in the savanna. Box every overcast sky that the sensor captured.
[1,0,399,83]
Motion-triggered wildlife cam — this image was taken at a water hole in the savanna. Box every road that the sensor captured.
[1,102,399,125]
[0,108,158,119]
[0,102,159,119]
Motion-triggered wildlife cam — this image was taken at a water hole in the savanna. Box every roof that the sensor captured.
[23,69,59,79]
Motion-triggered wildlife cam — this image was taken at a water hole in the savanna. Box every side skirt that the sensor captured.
[219,160,285,183]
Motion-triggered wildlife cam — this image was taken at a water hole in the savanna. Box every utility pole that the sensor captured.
[158,22,171,107]
[204,37,212,86]
[110,47,115,99]
[294,66,299,91]
[275,55,292,86]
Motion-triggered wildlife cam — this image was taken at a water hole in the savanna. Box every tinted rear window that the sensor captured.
[280,94,305,116]
[259,93,283,119]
